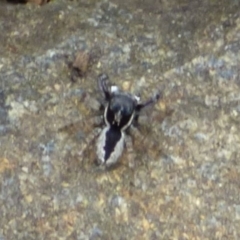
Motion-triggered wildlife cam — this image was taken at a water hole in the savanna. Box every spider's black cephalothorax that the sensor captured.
[96,73,160,167]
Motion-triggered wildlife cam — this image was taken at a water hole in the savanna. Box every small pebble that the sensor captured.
[122,81,131,91]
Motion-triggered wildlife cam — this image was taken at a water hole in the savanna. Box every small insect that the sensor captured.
[79,73,160,168]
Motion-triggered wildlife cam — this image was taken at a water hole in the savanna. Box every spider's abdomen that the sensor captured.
[96,126,125,167]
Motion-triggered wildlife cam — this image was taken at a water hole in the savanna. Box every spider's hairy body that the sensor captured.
[94,73,160,167]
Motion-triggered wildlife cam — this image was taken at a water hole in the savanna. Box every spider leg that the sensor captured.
[59,115,104,133]
[136,92,161,111]
[78,127,102,158]
[98,73,111,100]
[129,125,155,149]
[125,135,136,168]
[84,93,103,111]
[87,115,104,126]
[129,124,160,166]
[129,125,144,143]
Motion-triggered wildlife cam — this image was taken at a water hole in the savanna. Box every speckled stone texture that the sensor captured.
[0,0,240,239]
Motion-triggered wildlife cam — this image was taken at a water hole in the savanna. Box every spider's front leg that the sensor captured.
[78,126,102,158]
[58,114,103,133]
[98,73,111,100]
[59,114,104,164]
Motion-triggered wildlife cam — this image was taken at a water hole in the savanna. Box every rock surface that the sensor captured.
[0,0,240,239]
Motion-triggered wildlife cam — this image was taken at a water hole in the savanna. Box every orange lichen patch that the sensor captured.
[61,210,79,236]
[0,158,15,173]
[224,167,240,183]
[62,210,78,227]
[35,218,52,234]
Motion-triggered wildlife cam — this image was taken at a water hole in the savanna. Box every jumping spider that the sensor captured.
[77,73,160,168]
